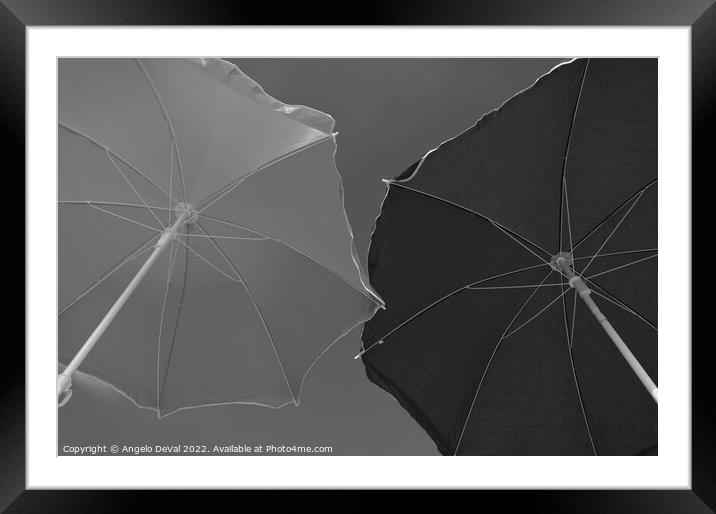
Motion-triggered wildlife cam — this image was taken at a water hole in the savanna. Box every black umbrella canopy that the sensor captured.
[360,58,657,456]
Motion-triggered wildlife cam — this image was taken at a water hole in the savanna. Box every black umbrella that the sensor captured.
[359,58,657,456]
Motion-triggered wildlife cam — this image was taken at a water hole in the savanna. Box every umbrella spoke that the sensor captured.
[570,285,578,345]
[86,202,163,233]
[60,200,174,212]
[573,179,657,252]
[193,221,297,404]
[198,213,381,304]
[561,179,575,256]
[157,232,189,409]
[168,140,175,224]
[387,181,553,262]
[560,280,573,347]
[58,233,159,316]
[567,346,598,455]
[487,220,558,273]
[194,135,335,215]
[181,233,269,241]
[579,189,646,277]
[105,149,167,229]
[573,250,659,331]
[454,269,554,454]
[584,253,657,280]
[585,284,657,331]
[572,248,658,261]
[156,239,181,410]
[503,286,571,339]
[173,237,242,283]
[59,122,174,205]
[558,274,597,455]
[558,59,588,255]
[467,283,563,290]
[195,214,269,238]
[563,314,598,455]
[135,58,188,203]
[356,261,552,358]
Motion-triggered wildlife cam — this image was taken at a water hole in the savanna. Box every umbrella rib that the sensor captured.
[156,240,181,410]
[560,279,573,347]
[567,337,598,455]
[194,221,298,404]
[84,202,163,233]
[173,237,242,283]
[484,213,574,285]
[168,140,175,224]
[576,252,658,330]
[503,286,571,339]
[573,248,658,261]
[105,149,167,229]
[193,134,334,215]
[191,214,267,237]
[559,275,598,455]
[468,283,563,290]
[563,177,575,256]
[581,274,657,330]
[388,181,583,290]
[387,181,553,262]
[181,233,268,241]
[558,59,589,255]
[198,213,382,305]
[356,261,550,358]
[585,284,657,331]
[585,253,657,280]
[573,179,657,252]
[58,233,159,316]
[454,269,554,454]
[579,189,646,277]
[570,284,578,349]
[59,122,174,204]
[60,200,174,211]
[135,58,188,203]
[158,230,190,409]
[487,220,563,278]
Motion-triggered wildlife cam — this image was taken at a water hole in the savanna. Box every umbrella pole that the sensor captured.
[57,211,189,406]
[555,256,658,404]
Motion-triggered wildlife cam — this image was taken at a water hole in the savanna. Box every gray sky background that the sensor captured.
[59,58,565,456]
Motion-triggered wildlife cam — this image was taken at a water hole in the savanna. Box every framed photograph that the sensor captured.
[8,0,709,510]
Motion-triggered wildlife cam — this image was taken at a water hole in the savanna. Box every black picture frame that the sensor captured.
[4,1,710,511]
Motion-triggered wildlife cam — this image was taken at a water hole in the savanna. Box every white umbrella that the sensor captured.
[58,58,383,416]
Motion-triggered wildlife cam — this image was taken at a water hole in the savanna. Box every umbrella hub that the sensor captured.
[550,251,573,273]
[551,252,590,293]
[175,202,198,225]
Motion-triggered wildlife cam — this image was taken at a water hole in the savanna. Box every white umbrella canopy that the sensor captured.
[58,58,383,417]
